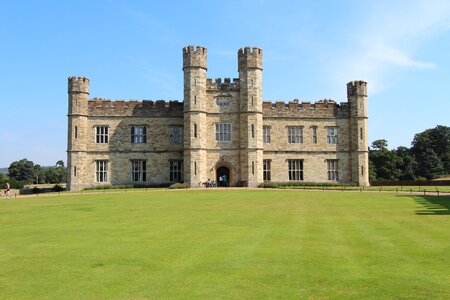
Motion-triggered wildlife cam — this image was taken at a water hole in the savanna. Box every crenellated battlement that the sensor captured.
[88,98,183,117]
[262,99,350,118]
[206,77,240,90]
[183,45,207,70]
[347,80,368,96]
[238,46,263,70]
[68,76,90,93]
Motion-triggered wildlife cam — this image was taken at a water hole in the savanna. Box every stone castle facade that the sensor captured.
[67,45,369,190]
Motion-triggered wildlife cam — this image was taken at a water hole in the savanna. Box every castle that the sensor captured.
[67,45,369,190]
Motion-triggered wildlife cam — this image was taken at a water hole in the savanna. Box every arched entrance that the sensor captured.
[216,166,230,187]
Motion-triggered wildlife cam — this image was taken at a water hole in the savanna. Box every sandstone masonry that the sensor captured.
[67,45,369,190]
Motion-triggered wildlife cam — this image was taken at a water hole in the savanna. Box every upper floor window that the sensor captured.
[95,126,108,144]
[327,127,338,144]
[327,159,339,181]
[360,128,363,140]
[131,126,147,144]
[194,123,197,138]
[95,160,108,182]
[311,126,317,144]
[169,127,182,144]
[169,160,183,182]
[287,126,303,144]
[215,123,232,142]
[251,124,255,139]
[288,159,304,181]
[131,160,147,182]
[216,97,230,107]
[263,126,271,144]
[74,126,78,139]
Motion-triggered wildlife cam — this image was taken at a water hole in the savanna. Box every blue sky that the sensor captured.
[1,0,449,167]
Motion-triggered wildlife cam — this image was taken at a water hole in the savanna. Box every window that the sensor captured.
[74,166,77,177]
[327,160,339,181]
[169,127,182,144]
[194,123,197,138]
[252,161,255,175]
[216,97,230,107]
[131,160,146,182]
[361,166,364,176]
[327,127,338,144]
[130,126,147,144]
[95,126,108,144]
[215,123,232,142]
[287,126,303,144]
[169,160,183,182]
[251,124,255,139]
[263,160,271,181]
[194,161,197,175]
[95,160,108,182]
[288,159,303,181]
[360,128,363,140]
[311,126,317,144]
[75,126,78,139]
[263,126,271,144]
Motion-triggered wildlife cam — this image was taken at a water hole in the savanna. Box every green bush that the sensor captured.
[53,184,65,192]
[169,183,190,189]
[258,182,345,189]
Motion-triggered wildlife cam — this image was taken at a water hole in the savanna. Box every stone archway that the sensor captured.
[216,166,230,187]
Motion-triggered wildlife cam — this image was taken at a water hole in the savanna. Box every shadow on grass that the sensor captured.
[410,195,450,215]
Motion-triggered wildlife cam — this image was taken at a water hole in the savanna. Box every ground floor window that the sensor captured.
[288,159,303,181]
[327,159,339,181]
[95,160,108,182]
[131,160,147,182]
[263,160,271,181]
[170,160,183,182]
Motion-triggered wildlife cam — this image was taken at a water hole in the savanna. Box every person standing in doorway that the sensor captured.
[223,174,227,187]
[219,175,223,187]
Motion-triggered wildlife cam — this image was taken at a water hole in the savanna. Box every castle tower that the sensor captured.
[67,76,90,191]
[238,47,263,187]
[348,80,369,186]
[183,46,207,186]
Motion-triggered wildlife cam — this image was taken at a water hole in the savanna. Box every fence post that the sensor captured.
[410,188,412,194]
[423,190,426,196]
[437,190,440,197]
[15,193,17,199]
[396,188,398,194]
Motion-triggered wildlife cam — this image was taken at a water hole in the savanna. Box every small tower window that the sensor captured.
[360,128,363,140]
[251,124,255,139]
[251,96,254,106]
[252,161,255,175]
[194,95,197,105]
[361,166,364,176]
[194,124,197,138]
[74,166,77,177]
[75,126,78,139]
[194,161,197,175]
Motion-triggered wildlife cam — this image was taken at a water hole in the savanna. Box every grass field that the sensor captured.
[1,190,449,299]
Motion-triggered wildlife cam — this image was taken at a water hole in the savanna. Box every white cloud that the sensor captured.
[329,0,450,95]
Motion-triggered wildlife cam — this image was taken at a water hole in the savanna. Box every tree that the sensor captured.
[412,125,450,175]
[369,140,402,181]
[56,160,65,168]
[417,148,445,179]
[8,159,36,184]
[371,139,388,151]
[395,146,418,180]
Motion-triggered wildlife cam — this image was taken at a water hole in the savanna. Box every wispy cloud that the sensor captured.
[329,0,450,95]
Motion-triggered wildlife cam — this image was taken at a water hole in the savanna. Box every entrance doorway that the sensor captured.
[216,166,230,187]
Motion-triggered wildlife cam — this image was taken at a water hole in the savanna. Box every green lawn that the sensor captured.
[1,190,449,299]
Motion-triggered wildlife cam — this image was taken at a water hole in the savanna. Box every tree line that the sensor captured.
[370,125,450,181]
[0,159,67,189]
